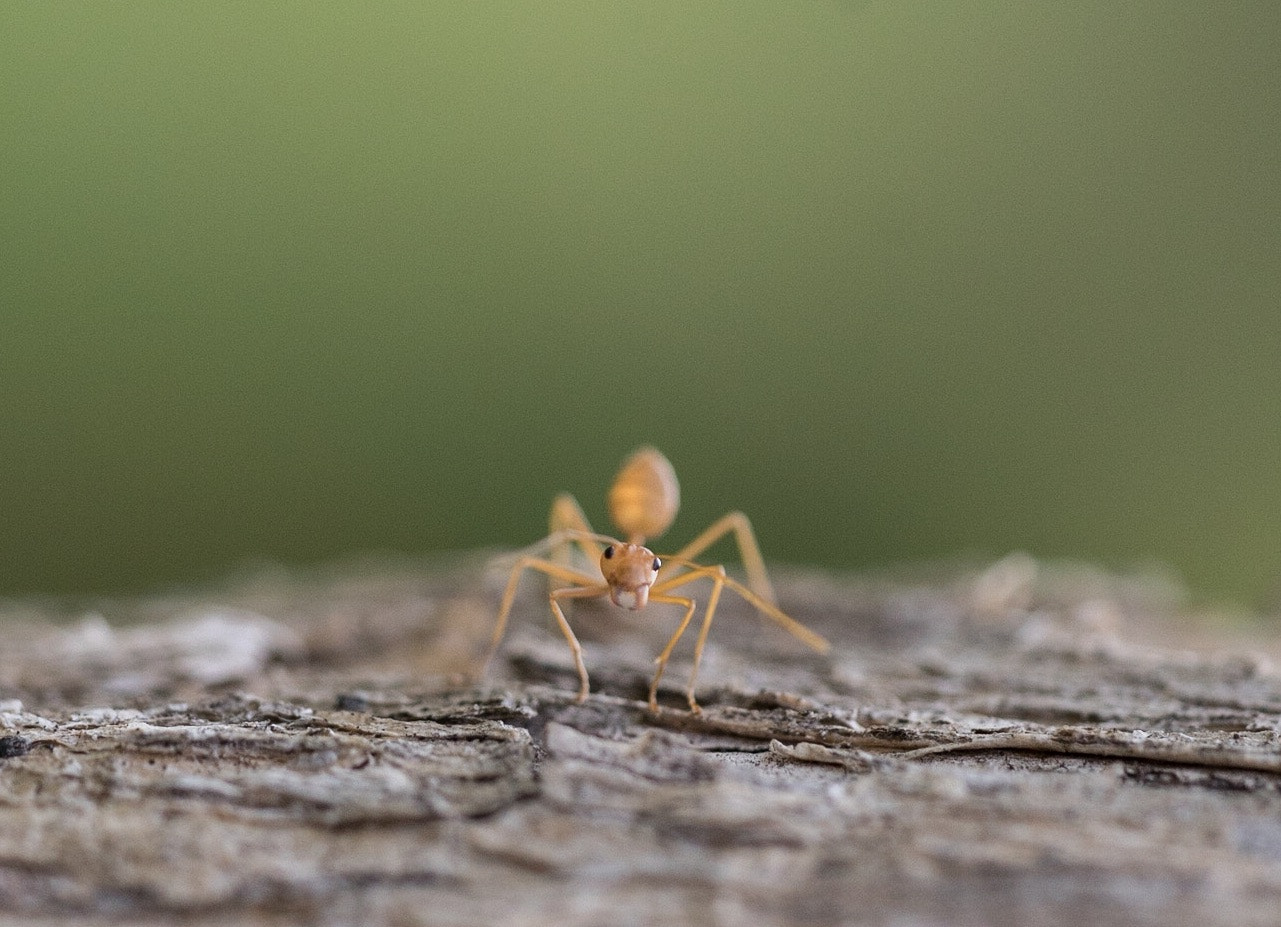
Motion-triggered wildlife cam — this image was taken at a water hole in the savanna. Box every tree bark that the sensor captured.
[1,553,1280,926]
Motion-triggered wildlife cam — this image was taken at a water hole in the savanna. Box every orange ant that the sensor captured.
[482,447,831,712]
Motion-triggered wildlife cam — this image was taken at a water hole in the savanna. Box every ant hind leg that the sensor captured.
[666,512,777,605]
[549,493,604,574]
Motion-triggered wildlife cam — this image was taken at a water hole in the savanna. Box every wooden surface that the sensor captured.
[2,554,1281,926]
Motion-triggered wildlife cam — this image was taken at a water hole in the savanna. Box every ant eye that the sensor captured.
[603,546,614,559]
[652,558,661,571]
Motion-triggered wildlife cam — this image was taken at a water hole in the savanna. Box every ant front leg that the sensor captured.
[645,594,695,712]
[648,564,727,713]
[548,583,610,701]
[665,511,777,605]
[483,556,606,692]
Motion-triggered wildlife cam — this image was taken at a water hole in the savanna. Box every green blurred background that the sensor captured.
[2,3,1279,606]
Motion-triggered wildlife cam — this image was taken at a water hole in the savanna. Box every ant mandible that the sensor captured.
[482,447,831,713]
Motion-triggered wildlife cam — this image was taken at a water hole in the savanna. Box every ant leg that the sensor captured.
[547,495,606,609]
[483,556,601,678]
[655,558,831,655]
[550,584,610,701]
[665,512,777,605]
[646,594,696,712]
[549,493,605,577]
[649,565,727,713]
[685,569,726,712]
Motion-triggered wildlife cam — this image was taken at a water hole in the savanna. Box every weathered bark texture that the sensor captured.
[2,553,1281,926]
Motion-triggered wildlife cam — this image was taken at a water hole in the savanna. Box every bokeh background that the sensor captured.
[3,3,1279,607]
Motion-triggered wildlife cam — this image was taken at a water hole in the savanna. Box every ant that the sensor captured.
[482,447,830,713]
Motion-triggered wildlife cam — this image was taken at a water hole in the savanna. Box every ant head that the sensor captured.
[599,542,662,610]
